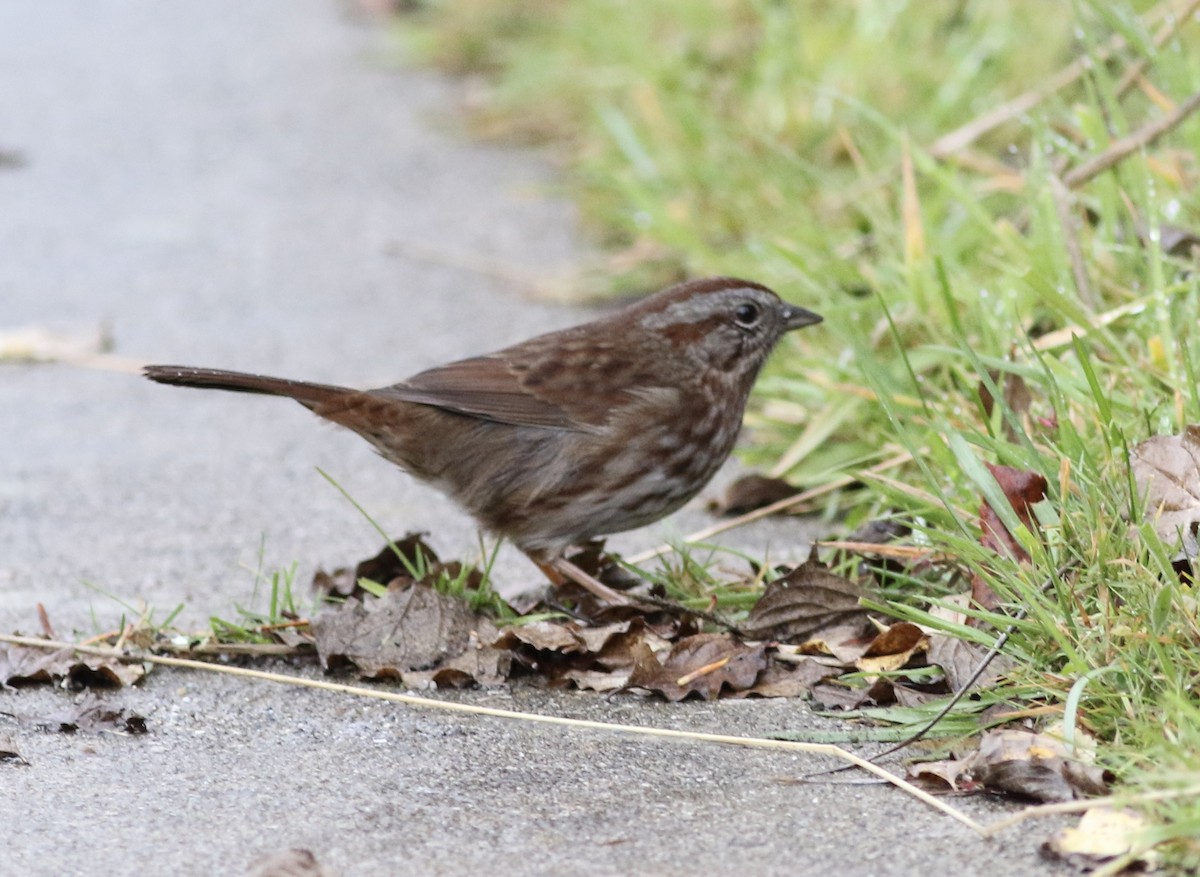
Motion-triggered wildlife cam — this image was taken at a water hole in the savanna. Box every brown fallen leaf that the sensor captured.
[0,643,146,689]
[855,621,928,675]
[974,463,1048,609]
[708,473,799,516]
[1041,806,1156,870]
[245,848,339,877]
[914,729,1111,803]
[627,634,767,701]
[909,756,981,793]
[1131,425,1200,556]
[310,584,509,686]
[729,657,843,699]
[313,534,490,604]
[978,370,1033,442]
[926,633,1014,693]
[808,680,875,711]
[492,620,587,653]
[742,552,868,643]
[796,617,879,665]
[4,693,148,735]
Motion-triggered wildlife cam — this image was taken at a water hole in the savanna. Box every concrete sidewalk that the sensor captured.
[1,3,1064,875]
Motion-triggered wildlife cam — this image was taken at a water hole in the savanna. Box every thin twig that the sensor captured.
[0,632,986,834]
[1063,89,1200,189]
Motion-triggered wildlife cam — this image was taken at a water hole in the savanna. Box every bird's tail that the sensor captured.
[143,365,352,409]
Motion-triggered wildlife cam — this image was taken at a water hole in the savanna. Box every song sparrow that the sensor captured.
[145,276,821,602]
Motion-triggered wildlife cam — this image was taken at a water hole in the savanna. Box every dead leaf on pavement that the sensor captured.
[911,729,1111,802]
[0,643,146,689]
[627,633,767,701]
[310,584,509,687]
[0,735,28,765]
[742,553,868,643]
[3,692,148,735]
[1041,807,1156,871]
[245,848,339,877]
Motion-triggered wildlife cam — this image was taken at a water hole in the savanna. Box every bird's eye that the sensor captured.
[733,302,760,326]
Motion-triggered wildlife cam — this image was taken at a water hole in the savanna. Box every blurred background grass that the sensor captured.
[403,1,1200,864]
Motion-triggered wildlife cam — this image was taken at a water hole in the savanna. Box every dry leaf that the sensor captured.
[742,553,867,643]
[855,621,927,675]
[627,634,767,701]
[730,656,842,699]
[0,736,28,765]
[245,849,339,877]
[808,680,874,711]
[975,463,1048,609]
[796,618,878,665]
[1041,807,1155,870]
[4,693,149,735]
[311,585,509,686]
[1131,426,1200,553]
[979,464,1047,562]
[968,729,1111,802]
[926,633,1014,693]
[708,473,798,516]
[978,370,1033,442]
[909,730,1110,802]
[0,643,146,689]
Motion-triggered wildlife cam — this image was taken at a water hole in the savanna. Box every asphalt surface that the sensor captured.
[1,3,1068,875]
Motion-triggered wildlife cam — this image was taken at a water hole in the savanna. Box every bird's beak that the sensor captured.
[781,303,823,330]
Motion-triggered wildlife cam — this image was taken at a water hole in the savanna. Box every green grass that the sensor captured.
[406,0,1200,865]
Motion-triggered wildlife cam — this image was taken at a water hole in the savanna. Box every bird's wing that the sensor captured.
[381,354,591,431]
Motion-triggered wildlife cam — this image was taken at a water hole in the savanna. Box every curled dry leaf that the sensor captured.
[492,619,662,692]
[979,463,1047,562]
[627,633,767,701]
[974,463,1048,610]
[0,643,146,689]
[911,729,1111,802]
[310,584,509,687]
[728,657,843,699]
[856,621,927,674]
[742,553,868,643]
[1130,425,1200,554]
[796,617,879,665]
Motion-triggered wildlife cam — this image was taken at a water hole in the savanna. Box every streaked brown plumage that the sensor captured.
[144,276,821,601]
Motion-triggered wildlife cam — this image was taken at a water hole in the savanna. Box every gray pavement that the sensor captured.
[1,3,1065,875]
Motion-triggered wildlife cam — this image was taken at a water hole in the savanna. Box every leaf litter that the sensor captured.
[16,420,1186,818]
